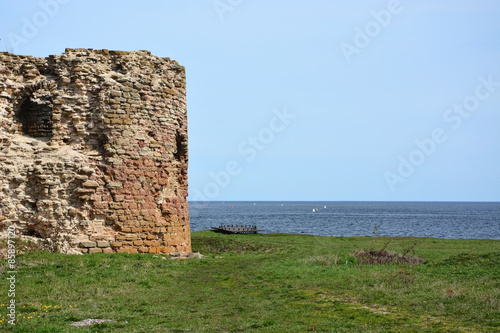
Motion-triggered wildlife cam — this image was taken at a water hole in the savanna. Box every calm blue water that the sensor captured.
[188,201,500,240]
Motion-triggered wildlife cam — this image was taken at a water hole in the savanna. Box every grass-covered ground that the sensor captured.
[0,231,499,332]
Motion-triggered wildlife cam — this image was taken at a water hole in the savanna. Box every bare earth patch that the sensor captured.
[70,319,117,327]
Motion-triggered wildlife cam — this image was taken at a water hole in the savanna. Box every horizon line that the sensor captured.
[187,200,500,203]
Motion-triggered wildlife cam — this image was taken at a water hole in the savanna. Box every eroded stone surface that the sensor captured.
[0,48,190,254]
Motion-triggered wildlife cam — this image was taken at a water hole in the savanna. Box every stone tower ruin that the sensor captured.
[0,48,191,254]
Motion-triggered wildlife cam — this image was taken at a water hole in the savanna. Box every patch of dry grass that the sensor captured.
[353,240,425,265]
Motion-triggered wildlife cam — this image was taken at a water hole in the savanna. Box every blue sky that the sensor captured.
[1,0,499,201]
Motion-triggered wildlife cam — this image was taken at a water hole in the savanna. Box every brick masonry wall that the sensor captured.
[0,48,191,254]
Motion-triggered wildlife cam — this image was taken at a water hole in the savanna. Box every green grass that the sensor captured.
[1,232,499,332]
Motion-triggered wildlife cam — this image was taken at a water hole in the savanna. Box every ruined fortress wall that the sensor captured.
[0,48,191,254]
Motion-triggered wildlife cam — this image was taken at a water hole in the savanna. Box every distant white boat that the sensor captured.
[312,208,316,212]
[324,206,327,209]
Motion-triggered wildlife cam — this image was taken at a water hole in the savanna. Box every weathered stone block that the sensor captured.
[82,180,99,188]
[80,241,97,248]
[97,241,109,248]
[138,246,149,253]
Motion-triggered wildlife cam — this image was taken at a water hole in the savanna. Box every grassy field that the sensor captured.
[0,231,499,332]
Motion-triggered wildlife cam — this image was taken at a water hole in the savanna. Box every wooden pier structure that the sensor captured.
[211,225,264,234]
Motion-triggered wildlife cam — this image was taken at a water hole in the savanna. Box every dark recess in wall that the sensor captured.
[19,97,53,138]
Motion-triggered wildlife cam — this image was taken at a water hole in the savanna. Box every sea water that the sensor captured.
[188,201,500,240]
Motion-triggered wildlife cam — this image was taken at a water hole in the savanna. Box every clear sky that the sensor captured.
[1,0,499,202]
